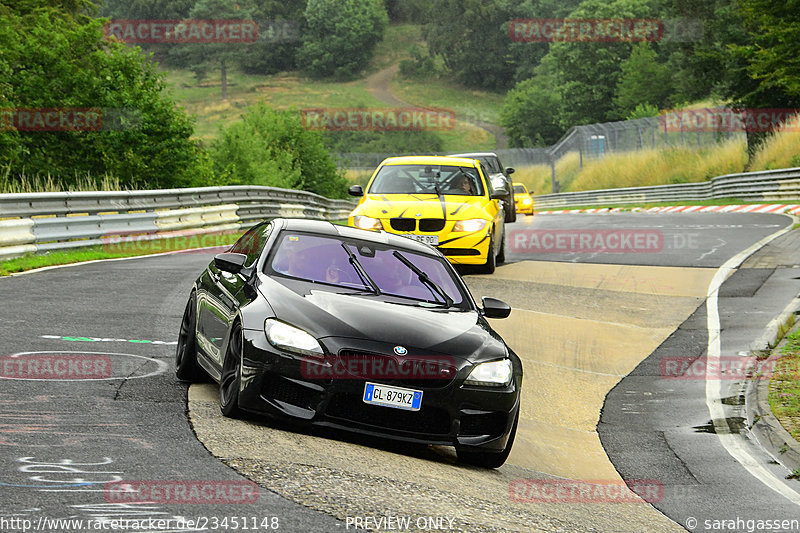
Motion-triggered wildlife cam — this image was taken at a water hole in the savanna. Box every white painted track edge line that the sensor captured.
[705,213,800,505]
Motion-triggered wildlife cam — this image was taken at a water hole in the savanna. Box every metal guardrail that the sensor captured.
[533,167,800,209]
[0,186,356,260]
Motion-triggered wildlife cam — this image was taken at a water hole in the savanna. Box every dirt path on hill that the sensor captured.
[364,65,508,149]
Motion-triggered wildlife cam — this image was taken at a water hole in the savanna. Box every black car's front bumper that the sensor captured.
[239,329,521,452]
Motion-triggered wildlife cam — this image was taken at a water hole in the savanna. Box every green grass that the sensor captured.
[769,327,800,442]
[370,24,423,71]
[0,231,242,276]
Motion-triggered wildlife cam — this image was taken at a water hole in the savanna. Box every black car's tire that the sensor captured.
[457,410,518,469]
[479,230,496,274]
[504,194,517,224]
[496,227,506,264]
[175,293,203,382]
[219,323,244,418]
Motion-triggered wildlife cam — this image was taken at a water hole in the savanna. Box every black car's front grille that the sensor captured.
[440,248,480,256]
[261,374,319,408]
[337,350,457,389]
[390,218,416,231]
[419,218,445,232]
[459,411,507,438]
[326,393,451,435]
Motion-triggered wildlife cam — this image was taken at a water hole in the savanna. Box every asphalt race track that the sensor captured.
[1,212,799,533]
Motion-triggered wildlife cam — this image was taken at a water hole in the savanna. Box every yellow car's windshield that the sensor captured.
[369,164,484,196]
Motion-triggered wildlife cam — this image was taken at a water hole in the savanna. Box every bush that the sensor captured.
[298,0,388,79]
[0,4,207,189]
[210,103,347,198]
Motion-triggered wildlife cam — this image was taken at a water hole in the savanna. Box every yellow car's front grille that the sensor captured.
[388,218,446,232]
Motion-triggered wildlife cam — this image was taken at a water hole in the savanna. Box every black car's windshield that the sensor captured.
[266,232,466,306]
[368,164,484,196]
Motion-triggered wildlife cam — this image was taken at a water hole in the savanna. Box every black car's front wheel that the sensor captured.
[456,410,518,469]
[219,323,244,418]
[175,293,203,382]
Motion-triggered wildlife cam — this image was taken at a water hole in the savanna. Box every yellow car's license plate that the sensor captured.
[403,234,439,246]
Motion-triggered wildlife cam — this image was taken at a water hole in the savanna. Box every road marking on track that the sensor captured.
[705,214,800,505]
[0,351,168,381]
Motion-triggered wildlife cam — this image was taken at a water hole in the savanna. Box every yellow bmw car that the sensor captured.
[347,155,507,274]
[513,182,534,216]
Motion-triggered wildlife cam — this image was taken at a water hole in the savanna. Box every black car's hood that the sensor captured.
[259,276,506,361]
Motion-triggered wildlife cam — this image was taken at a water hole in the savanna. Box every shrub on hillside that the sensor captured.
[210,103,347,198]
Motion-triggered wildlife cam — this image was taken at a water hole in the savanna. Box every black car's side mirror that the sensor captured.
[505,167,515,175]
[490,186,509,200]
[348,185,364,197]
[214,252,248,274]
[482,297,511,319]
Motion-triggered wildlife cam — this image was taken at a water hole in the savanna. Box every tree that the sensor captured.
[501,73,563,147]
[210,104,347,198]
[169,0,256,99]
[613,43,673,117]
[423,0,516,91]
[738,0,800,99]
[298,0,388,79]
[238,0,307,75]
[545,0,657,126]
[0,1,206,188]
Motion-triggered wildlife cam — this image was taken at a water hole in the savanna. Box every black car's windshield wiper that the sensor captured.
[341,242,380,294]
[392,251,454,307]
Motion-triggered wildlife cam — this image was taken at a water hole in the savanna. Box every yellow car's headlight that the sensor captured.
[352,215,383,231]
[453,219,488,232]
[522,198,532,205]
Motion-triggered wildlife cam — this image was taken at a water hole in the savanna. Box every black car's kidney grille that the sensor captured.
[390,218,416,231]
[261,374,319,408]
[418,218,445,232]
[459,411,507,438]
[337,350,457,389]
[326,393,451,435]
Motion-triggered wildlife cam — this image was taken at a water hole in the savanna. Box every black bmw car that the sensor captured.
[176,218,522,468]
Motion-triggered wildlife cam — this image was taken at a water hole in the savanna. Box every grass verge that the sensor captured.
[768,327,800,442]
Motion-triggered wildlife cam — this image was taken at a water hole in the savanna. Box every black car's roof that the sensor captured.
[274,218,439,256]
[447,152,499,158]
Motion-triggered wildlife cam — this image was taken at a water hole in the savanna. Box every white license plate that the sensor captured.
[363,382,422,411]
[403,234,439,245]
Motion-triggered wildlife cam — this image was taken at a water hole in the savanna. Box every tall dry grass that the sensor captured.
[750,115,800,171]
[566,138,747,192]
[0,167,140,194]
[511,152,582,196]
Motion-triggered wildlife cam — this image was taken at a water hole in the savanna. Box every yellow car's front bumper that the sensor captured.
[348,216,492,265]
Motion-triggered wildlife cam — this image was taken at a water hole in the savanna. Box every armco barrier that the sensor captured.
[534,167,800,209]
[0,186,355,260]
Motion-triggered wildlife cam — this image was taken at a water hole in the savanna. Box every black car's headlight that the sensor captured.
[265,319,324,358]
[465,359,513,387]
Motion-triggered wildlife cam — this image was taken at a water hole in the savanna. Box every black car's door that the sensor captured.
[197,223,271,369]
